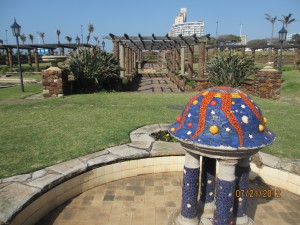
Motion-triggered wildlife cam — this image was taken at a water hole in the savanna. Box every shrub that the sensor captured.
[65,46,122,92]
[206,52,255,87]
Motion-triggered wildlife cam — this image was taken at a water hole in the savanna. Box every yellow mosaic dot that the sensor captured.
[264,117,267,124]
[251,99,254,102]
[193,100,198,105]
[170,127,175,132]
[259,124,265,132]
[231,101,235,105]
[209,125,219,135]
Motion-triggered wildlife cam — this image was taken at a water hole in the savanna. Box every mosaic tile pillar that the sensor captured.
[199,157,216,216]
[177,151,200,225]
[213,159,237,225]
[234,158,255,225]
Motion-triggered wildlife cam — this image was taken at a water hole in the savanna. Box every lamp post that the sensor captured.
[11,18,24,92]
[5,30,8,44]
[75,36,80,52]
[81,25,83,44]
[101,40,105,51]
[278,26,287,72]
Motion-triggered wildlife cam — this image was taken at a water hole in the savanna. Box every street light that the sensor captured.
[5,30,8,44]
[101,40,105,51]
[81,25,83,44]
[278,26,287,72]
[75,36,80,51]
[11,18,24,92]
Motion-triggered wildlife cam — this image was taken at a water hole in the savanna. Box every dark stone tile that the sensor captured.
[278,212,298,224]
[165,201,177,207]
[103,195,115,201]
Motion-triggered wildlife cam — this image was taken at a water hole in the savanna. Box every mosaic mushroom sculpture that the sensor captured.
[168,87,275,225]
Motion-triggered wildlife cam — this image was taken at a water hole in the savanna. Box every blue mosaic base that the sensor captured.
[181,166,200,219]
[234,166,250,217]
[200,157,216,203]
[213,178,235,225]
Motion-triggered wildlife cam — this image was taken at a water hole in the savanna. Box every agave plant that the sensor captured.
[206,52,255,87]
[65,46,121,91]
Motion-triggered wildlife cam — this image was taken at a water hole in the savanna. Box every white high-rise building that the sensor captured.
[169,8,204,37]
[174,8,187,25]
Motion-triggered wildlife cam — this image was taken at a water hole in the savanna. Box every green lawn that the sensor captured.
[0,70,299,178]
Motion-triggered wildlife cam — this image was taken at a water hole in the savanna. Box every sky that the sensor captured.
[1,0,299,51]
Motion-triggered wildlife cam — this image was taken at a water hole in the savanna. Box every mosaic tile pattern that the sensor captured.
[169,87,276,150]
[200,157,216,204]
[234,165,250,217]
[214,178,236,225]
[181,166,200,219]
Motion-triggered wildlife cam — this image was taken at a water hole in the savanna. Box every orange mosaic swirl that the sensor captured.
[175,91,205,132]
[188,91,216,140]
[221,93,244,147]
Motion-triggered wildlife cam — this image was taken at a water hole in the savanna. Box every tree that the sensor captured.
[94,36,99,45]
[279,13,296,30]
[0,39,3,45]
[247,39,268,47]
[217,35,241,44]
[29,34,34,44]
[65,36,72,44]
[265,14,277,44]
[56,29,61,44]
[20,34,26,44]
[38,32,45,44]
[86,35,90,44]
[289,33,300,45]
[86,23,94,44]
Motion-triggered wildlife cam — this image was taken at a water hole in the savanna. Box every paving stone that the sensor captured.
[26,173,65,191]
[47,159,87,179]
[30,169,48,181]
[280,158,300,175]
[2,174,31,183]
[129,133,155,149]
[0,182,40,224]
[79,150,110,163]
[106,145,149,160]
[158,124,171,131]
[130,124,161,134]
[259,152,281,168]
[150,141,185,157]
[86,153,119,168]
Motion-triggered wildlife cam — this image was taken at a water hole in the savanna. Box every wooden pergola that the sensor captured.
[0,43,91,72]
[104,33,210,78]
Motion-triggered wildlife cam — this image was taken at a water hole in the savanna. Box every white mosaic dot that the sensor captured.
[228,193,232,197]
[209,192,213,196]
[187,183,189,186]
[184,169,186,174]
[187,204,191,208]
[239,197,243,202]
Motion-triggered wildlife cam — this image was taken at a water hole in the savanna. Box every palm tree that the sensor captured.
[94,36,98,45]
[65,36,72,44]
[87,23,94,44]
[265,14,277,44]
[279,13,296,30]
[38,32,45,44]
[29,34,34,44]
[20,34,26,45]
[86,35,91,44]
[56,29,61,44]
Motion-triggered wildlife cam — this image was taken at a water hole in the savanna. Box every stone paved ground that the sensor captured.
[130,74,181,93]
[37,172,300,225]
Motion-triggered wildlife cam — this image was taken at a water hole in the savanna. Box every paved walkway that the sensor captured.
[37,172,300,225]
[130,74,181,93]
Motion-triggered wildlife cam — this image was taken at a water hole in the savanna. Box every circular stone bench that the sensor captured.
[0,124,299,225]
